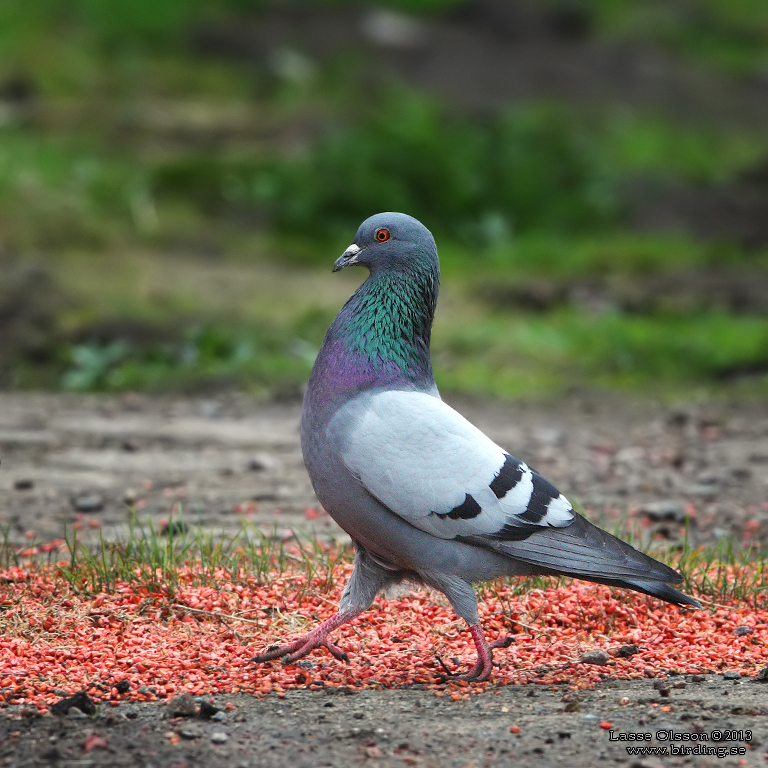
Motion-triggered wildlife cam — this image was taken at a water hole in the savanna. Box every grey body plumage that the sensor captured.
[253,212,699,681]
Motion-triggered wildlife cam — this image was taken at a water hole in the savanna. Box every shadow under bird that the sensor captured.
[253,212,700,681]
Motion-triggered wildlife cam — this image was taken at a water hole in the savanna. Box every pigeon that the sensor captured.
[253,212,700,681]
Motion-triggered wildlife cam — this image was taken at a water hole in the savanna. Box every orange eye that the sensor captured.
[375,228,390,242]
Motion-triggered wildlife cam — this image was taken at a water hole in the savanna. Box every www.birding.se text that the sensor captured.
[626,745,747,757]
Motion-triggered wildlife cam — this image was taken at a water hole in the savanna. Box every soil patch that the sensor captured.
[2,678,767,767]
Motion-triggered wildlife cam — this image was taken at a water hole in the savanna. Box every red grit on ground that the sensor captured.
[1,561,766,712]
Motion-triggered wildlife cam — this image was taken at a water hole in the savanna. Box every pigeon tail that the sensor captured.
[553,573,701,607]
[613,579,701,608]
[470,511,700,608]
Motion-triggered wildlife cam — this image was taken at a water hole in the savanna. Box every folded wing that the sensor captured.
[329,390,574,540]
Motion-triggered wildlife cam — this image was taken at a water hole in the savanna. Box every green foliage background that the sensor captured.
[1,0,767,398]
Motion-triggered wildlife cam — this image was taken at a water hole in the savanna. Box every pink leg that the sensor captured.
[438,624,513,682]
[250,609,364,665]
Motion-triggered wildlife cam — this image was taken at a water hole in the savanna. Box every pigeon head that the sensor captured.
[312,212,440,396]
[333,212,438,276]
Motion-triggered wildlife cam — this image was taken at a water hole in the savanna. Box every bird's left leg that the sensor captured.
[425,574,513,682]
[251,546,399,665]
[442,624,513,682]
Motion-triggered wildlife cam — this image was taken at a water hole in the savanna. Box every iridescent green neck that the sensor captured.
[320,264,439,389]
[350,268,436,363]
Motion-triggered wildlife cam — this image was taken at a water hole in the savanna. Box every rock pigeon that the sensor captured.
[253,212,700,681]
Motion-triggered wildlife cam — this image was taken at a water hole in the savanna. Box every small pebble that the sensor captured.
[692,484,717,499]
[579,650,610,666]
[248,455,273,472]
[638,501,686,523]
[211,731,228,744]
[211,711,227,722]
[13,479,33,490]
[51,691,96,717]
[199,701,220,719]
[122,489,138,505]
[733,626,754,637]
[71,492,104,513]
[723,671,741,680]
[168,693,199,718]
[161,520,189,537]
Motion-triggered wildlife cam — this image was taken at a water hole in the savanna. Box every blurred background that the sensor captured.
[1,0,768,401]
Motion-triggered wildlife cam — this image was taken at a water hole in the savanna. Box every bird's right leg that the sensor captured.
[251,546,398,665]
[424,574,513,682]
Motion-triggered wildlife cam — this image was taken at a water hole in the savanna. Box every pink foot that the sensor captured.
[250,609,361,665]
[437,624,513,682]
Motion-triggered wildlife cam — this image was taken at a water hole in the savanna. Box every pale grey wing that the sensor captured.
[327,390,574,540]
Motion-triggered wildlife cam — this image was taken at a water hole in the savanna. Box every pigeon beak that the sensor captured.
[333,243,362,272]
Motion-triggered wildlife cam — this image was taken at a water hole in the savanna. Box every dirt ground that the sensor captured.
[1,391,768,766]
[2,676,767,768]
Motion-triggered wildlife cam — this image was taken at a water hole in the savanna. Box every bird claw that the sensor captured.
[434,650,490,682]
[320,638,350,663]
[435,654,457,679]
[250,639,304,663]
[434,630,514,683]
[251,635,350,665]
[281,637,350,665]
[434,658,489,683]
[250,610,360,666]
